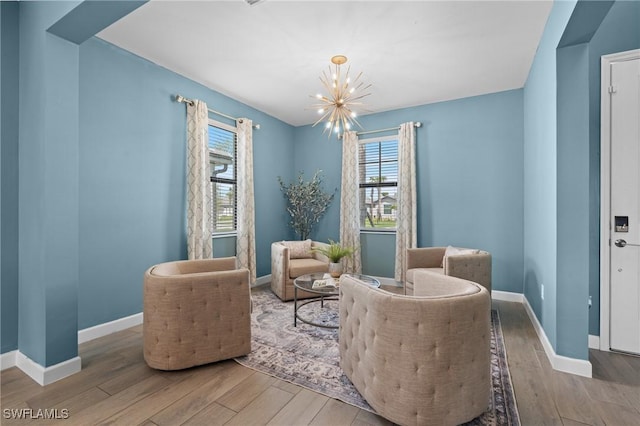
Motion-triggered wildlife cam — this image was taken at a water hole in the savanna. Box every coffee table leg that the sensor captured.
[294,285,298,327]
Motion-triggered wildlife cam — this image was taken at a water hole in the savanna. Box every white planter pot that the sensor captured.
[328,262,343,278]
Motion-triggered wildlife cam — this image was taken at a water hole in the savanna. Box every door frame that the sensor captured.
[599,48,640,352]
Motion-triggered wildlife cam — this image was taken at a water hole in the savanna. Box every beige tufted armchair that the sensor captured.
[339,272,491,426]
[271,240,330,301]
[405,246,491,295]
[143,257,251,370]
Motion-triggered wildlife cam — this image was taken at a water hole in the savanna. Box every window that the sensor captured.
[208,120,237,233]
[358,136,398,230]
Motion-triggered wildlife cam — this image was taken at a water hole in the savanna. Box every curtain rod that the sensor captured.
[338,122,422,139]
[175,94,261,130]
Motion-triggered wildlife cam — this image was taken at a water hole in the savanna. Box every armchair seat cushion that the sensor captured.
[406,267,443,284]
[289,258,329,279]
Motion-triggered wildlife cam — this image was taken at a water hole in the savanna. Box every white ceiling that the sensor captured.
[98,0,553,127]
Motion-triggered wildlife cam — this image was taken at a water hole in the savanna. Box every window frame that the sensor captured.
[208,119,238,237]
[358,134,399,233]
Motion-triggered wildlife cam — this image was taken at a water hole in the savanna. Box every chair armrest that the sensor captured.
[311,241,330,263]
[406,247,446,269]
[271,242,290,285]
[444,252,492,292]
[152,257,238,276]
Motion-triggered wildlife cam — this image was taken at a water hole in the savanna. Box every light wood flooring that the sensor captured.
[1,285,639,425]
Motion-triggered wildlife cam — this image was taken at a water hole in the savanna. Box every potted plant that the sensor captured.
[278,170,335,240]
[312,239,355,278]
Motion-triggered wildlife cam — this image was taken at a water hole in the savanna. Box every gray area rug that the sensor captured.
[235,287,520,425]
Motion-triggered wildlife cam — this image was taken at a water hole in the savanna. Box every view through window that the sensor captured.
[358,136,398,230]
[208,121,237,233]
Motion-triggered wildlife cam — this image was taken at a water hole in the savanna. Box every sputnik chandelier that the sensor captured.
[310,55,372,136]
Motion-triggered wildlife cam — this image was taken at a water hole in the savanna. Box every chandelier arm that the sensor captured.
[344,93,372,103]
[312,109,334,127]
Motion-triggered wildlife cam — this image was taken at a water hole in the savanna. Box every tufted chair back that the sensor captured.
[143,257,251,370]
[339,273,491,426]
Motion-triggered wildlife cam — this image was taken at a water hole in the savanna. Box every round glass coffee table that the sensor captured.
[293,273,380,329]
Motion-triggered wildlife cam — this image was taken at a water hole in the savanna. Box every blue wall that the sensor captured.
[1,1,20,354]
[557,42,590,359]
[17,0,83,367]
[77,37,294,329]
[523,0,577,353]
[294,89,525,293]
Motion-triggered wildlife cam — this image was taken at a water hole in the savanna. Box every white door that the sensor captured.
[609,56,640,354]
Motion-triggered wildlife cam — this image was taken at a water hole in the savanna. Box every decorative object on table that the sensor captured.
[309,55,372,137]
[234,286,520,425]
[311,239,355,278]
[278,170,335,240]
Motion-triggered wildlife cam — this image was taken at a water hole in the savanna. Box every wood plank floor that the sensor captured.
[2,285,639,425]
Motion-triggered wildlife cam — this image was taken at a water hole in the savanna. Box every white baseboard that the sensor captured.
[589,334,600,350]
[522,297,592,378]
[1,350,17,371]
[15,352,81,386]
[254,274,271,287]
[78,312,143,344]
[492,290,525,303]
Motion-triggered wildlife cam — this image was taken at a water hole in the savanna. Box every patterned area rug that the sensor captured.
[234,286,520,425]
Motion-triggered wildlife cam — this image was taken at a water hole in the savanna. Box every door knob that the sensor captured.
[615,239,640,247]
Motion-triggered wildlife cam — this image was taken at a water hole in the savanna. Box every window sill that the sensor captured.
[360,229,396,235]
[212,232,237,239]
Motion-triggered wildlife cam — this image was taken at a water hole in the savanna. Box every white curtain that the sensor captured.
[395,122,417,281]
[236,118,257,284]
[340,130,362,273]
[186,100,213,259]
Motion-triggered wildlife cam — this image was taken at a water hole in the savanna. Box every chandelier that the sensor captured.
[310,55,371,136]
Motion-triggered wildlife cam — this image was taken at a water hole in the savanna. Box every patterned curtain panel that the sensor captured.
[236,118,257,284]
[186,100,213,259]
[340,130,362,274]
[395,122,418,281]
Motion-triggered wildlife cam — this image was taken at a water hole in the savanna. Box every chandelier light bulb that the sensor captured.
[309,54,372,138]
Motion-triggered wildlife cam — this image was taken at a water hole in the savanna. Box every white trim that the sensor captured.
[491,290,525,303]
[523,297,592,378]
[254,274,271,287]
[1,350,17,371]
[589,335,601,350]
[15,352,81,386]
[600,48,640,353]
[78,312,143,344]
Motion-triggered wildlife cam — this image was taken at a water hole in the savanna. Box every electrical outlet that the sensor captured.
[541,284,544,300]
